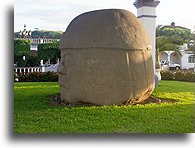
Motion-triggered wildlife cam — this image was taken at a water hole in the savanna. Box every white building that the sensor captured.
[14,25,61,66]
[14,24,61,52]
[160,44,195,70]
[159,23,195,70]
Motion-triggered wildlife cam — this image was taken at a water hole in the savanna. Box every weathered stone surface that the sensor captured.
[58,9,154,105]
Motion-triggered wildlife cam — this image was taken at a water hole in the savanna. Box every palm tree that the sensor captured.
[187,33,195,55]
[156,36,182,68]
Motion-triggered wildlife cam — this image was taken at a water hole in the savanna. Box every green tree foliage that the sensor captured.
[156,36,181,55]
[32,30,63,38]
[156,26,192,45]
[14,39,31,64]
[38,41,60,61]
[155,25,193,67]
[156,36,181,64]
[14,39,31,57]
[16,58,27,67]
[26,56,40,67]
[187,33,195,54]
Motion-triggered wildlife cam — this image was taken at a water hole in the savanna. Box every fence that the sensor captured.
[14,64,59,75]
[14,67,45,75]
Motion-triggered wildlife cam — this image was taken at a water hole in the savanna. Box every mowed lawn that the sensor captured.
[14,81,195,133]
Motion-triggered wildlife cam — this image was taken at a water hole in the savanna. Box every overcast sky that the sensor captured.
[14,0,195,32]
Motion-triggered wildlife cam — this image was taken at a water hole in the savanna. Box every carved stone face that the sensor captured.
[57,51,71,89]
[58,9,154,105]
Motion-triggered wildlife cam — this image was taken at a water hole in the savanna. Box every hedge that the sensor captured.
[15,71,58,82]
[160,71,174,80]
[161,71,195,82]
[14,71,195,82]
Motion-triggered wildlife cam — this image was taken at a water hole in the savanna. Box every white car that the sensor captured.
[169,61,180,70]
[160,60,180,70]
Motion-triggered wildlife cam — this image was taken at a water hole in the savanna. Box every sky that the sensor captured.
[14,0,195,32]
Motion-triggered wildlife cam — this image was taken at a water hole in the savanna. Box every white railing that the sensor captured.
[14,67,44,74]
[14,64,59,75]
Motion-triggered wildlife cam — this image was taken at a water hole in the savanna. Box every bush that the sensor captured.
[18,71,58,82]
[160,71,174,80]
[174,71,186,81]
[161,71,195,82]
[18,73,26,82]
[184,72,195,82]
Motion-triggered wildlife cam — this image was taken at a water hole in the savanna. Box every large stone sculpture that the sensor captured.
[58,9,154,105]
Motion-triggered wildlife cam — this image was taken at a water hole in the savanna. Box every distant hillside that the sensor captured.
[14,30,63,38]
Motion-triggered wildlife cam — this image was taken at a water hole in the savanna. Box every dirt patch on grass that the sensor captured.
[132,95,178,105]
[49,94,178,107]
[117,95,178,106]
[49,94,98,107]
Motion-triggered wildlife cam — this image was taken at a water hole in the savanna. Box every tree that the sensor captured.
[14,39,31,56]
[156,26,192,45]
[156,36,181,68]
[155,25,193,68]
[14,39,31,64]
[32,30,63,38]
[187,33,195,55]
[25,56,40,67]
[38,41,60,62]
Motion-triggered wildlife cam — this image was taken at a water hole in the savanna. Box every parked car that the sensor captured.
[169,61,180,70]
[160,60,180,70]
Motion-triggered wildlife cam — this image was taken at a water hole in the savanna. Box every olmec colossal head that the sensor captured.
[58,9,154,105]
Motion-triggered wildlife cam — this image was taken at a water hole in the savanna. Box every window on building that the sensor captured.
[188,55,195,63]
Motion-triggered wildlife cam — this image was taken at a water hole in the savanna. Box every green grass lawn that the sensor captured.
[14,81,195,133]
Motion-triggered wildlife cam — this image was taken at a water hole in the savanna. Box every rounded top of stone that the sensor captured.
[60,9,151,50]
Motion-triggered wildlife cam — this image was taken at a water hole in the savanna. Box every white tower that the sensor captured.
[133,0,160,69]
